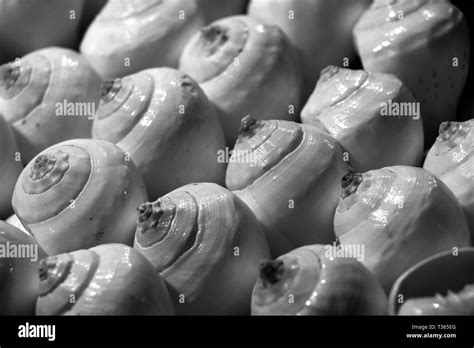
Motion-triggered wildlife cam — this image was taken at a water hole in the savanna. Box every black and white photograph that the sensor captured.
[0,0,473,346]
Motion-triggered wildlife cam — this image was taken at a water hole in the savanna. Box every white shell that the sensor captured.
[335,166,471,291]
[134,183,270,315]
[36,244,174,315]
[353,0,470,144]
[179,15,302,144]
[227,118,349,256]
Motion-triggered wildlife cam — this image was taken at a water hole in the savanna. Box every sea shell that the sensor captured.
[0,47,102,163]
[179,15,302,144]
[251,244,387,315]
[12,139,148,255]
[301,66,424,172]
[353,0,471,145]
[424,119,474,237]
[334,166,471,291]
[93,68,226,200]
[134,182,270,315]
[36,244,175,315]
[227,117,349,256]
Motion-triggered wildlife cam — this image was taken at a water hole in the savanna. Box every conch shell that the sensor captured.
[353,0,471,145]
[0,114,22,218]
[12,139,148,255]
[389,247,474,315]
[93,68,226,200]
[134,183,270,315]
[0,47,102,163]
[36,244,175,315]
[302,66,424,172]
[424,120,474,238]
[179,15,302,144]
[251,244,387,315]
[227,117,349,256]
[334,166,471,291]
[0,221,47,315]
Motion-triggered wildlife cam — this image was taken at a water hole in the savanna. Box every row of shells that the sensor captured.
[0,0,473,315]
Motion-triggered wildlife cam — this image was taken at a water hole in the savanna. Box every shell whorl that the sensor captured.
[37,251,99,315]
[0,47,101,164]
[424,119,473,175]
[134,182,270,314]
[0,53,50,123]
[100,78,123,104]
[36,244,175,315]
[228,118,348,255]
[14,145,91,224]
[135,184,242,298]
[93,73,155,143]
[12,139,148,255]
[227,118,304,191]
[179,18,249,83]
[335,166,471,291]
[0,63,21,92]
[251,245,387,315]
[136,198,178,252]
[179,15,301,144]
[93,67,226,200]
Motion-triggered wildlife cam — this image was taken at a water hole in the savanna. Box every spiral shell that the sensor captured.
[0,0,84,63]
[134,183,270,315]
[301,66,424,172]
[36,243,174,315]
[0,221,47,315]
[334,166,471,291]
[353,0,470,145]
[12,139,148,255]
[179,15,302,144]
[424,119,474,237]
[93,68,226,200]
[0,47,102,164]
[251,244,387,315]
[0,114,22,218]
[81,0,204,79]
[248,0,370,100]
[389,248,474,315]
[226,117,348,256]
